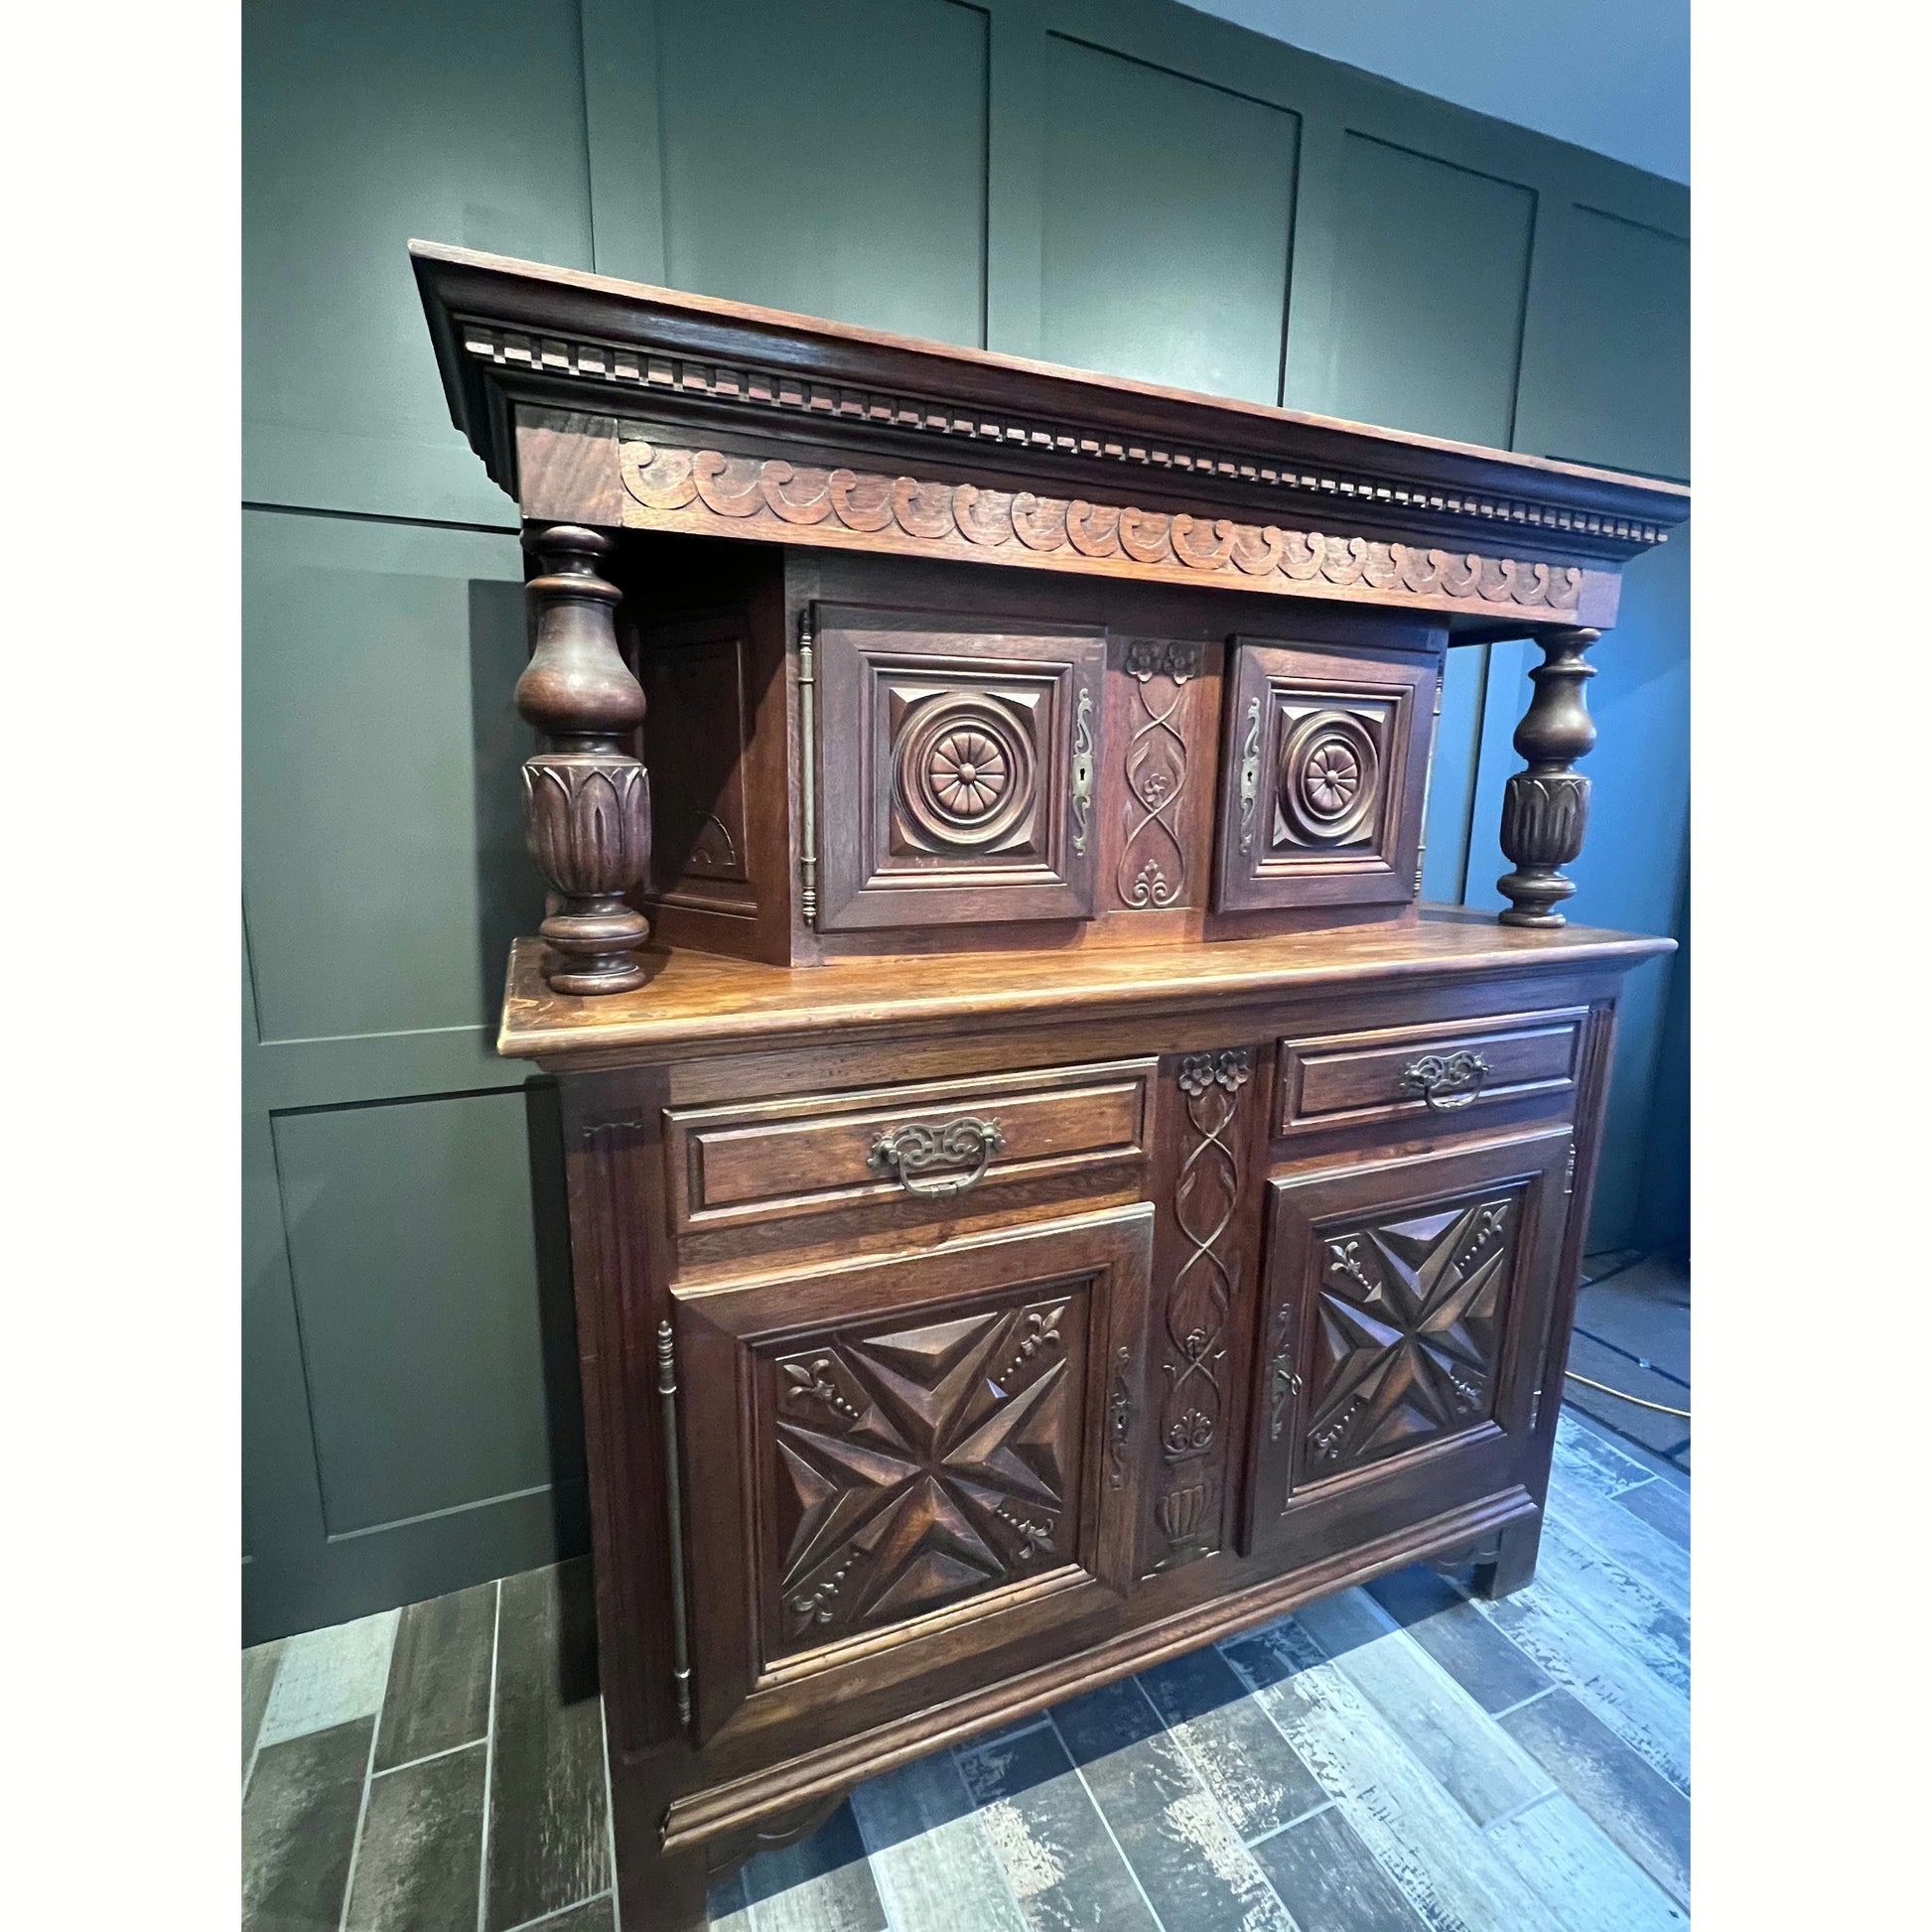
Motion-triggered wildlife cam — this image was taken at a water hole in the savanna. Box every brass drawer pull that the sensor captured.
[1400,1049,1490,1112]
[868,1116,1006,1197]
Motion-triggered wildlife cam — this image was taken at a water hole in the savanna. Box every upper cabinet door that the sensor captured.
[1213,640,1438,912]
[815,607,1106,930]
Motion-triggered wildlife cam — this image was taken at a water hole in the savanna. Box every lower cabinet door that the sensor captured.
[1246,1129,1572,1563]
[673,1205,1154,1754]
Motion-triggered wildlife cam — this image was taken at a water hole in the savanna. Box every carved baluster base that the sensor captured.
[1497,771,1591,926]
[516,525,652,996]
[524,749,652,994]
[1495,627,1597,928]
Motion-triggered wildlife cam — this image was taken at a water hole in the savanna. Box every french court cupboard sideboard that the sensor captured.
[412,242,1688,1931]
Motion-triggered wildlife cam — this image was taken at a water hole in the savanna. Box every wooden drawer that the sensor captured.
[665,1058,1156,1231]
[1275,1007,1587,1138]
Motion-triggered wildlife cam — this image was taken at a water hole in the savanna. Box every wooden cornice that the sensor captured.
[413,241,1689,629]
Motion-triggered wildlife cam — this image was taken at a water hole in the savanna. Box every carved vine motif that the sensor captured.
[1267,1297,1301,1445]
[1276,710,1382,849]
[770,1299,1077,1651]
[617,440,1594,615]
[481,329,1670,544]
[1305,1194,1519,1479]
[1118,641,1201,908]
[1155,1049,1253,1560]
[1237,699,1263,855]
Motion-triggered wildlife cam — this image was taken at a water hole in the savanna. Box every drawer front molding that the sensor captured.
[1275,1006,1587,1138]
[665,1058,1155,1231]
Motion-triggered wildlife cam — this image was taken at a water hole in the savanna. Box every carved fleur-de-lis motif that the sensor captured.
[1003,1309,1064,1381]
[783,1358,857,1422]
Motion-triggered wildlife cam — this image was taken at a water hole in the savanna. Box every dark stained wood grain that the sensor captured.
[242,1718,373,1932]
[484,1561,612,1932]
[345,1742,487,1932]
[375,1581,498,1771]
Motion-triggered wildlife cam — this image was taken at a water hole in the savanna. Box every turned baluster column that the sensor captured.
[517,524,651,994]
[1496,625,1597,927]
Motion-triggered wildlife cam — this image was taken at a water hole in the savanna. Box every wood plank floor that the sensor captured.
[242,1410,1689,1931]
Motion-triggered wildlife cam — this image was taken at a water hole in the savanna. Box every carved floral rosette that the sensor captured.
[620,440,1590,618]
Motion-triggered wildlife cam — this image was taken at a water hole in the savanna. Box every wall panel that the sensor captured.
[272,1092,572,1536]
[1318,134,1534,448]
[656,0,990,345]
[242,510,542,1044]
[242,0,594,523]
[1039,34,1299,401]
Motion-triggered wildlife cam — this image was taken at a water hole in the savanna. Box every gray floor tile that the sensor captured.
[1134,1644,1328,1838]
[376,1579,498,1771]
[345,1740,487,1931]
[242,1717,373,1932]
[1616,1475,1691,1551]
[739,1800,887,1932]
[1363,1566,1553,1715]
[1500,1689,1690,1908]
[849,1751,1027,1932]
[1050,1676,1292,1931]
[257,1608,398,1749]
[1248,1803,1426,1932]
[956,1723,1159,1932]
[483,1562,610,1932]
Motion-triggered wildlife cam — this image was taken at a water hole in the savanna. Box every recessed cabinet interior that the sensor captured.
[415,242,1687,1928]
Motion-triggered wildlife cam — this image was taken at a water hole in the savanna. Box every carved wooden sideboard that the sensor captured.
[414,242,1687,1930]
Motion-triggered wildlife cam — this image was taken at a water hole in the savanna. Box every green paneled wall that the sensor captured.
[243,0,1690,1640]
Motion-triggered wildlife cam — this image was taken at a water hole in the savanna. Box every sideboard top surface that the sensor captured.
[498,912,1674,1066]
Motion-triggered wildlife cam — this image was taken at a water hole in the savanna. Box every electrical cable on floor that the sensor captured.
[1563,1368,1691,1420]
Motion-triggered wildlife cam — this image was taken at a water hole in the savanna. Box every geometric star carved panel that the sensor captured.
[766,1291,1088,1657]
[1301,1188,1522,1482]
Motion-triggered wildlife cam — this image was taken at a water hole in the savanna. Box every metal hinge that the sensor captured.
[656,1319,694,1730]
[1416,673,1446,897]
[797,610,819,927]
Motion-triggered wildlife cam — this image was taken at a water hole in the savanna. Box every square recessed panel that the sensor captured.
[1214,640,1438,912]
[816,610,1105,930]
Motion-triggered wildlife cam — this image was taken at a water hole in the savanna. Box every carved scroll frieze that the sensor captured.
[618,438,1599,619]
[1118,642,1201,909]
[472,324,1673,546]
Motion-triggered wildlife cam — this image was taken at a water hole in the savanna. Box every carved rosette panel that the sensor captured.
[618,439,1598,621]
[766,1296,1086,1656]
[892,689,1039,857]
[1118,641,1201,908]
[1302,1191,1521,1482]
[523,754,652,896]
[1276,709,1382,849]
[1153,1048,1253,1571]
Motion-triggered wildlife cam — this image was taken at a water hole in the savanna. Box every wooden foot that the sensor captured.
[1471,1516,1544,1599]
